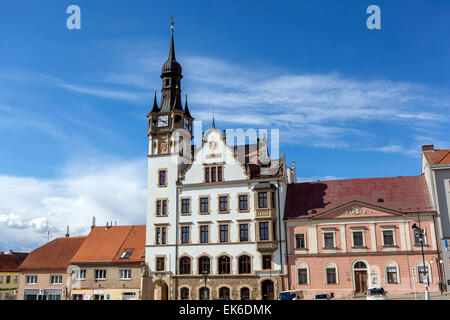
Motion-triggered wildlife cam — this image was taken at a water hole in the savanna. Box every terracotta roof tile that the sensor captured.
[0,253,23,272]
[71,225,145,264]
[424,148,450,166]
[19,237,86,271]
[285,175,434,220]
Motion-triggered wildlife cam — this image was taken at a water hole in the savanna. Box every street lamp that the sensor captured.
[412,223,430,300]
[202,270,209,300]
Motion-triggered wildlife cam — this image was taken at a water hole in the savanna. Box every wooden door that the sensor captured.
[354,271,368,293]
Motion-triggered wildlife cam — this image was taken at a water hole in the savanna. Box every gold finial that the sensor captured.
[155,89,157,93]
[170,15,175,30]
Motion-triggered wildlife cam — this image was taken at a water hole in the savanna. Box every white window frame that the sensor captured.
[296,262,310,285]
[381,228,396,246]
[95,269,107,280]
[50,275,62,285]
[119,269,132,280]
[26,275,38,284]
[324,262,339,284]
[322,230,336,249]
[351,229,365,247]
[295,233,307,249]
[76,269,86,280]
[384,261,400,284]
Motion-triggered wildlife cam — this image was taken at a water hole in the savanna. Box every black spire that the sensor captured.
[150,89,159,114]
[184,94,193,119]
[159,20,183,113]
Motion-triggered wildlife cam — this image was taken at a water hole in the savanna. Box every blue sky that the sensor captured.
[0,0,449,251]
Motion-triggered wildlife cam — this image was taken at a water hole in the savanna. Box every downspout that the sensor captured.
[276,184,284,291]
[432,214,444,293]
[175,183,180,300]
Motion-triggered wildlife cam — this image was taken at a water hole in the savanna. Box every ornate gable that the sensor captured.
[312,201,403,220]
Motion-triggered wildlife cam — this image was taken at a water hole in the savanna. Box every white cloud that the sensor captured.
[0,158,147,252]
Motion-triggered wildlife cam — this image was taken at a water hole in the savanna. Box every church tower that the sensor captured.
[145,21,193,300]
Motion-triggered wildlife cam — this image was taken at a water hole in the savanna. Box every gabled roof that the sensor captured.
[19,237,86,271]
[0,252,28,272]
[284,175,434,220]
[423,145,450,166]
[71,225,145,264]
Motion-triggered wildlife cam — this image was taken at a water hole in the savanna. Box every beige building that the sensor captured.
[70,225,151,300]
[18,236,86,300]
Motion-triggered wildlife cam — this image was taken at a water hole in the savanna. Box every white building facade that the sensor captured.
[145,27,295,300]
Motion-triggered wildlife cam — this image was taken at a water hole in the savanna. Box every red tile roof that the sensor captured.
[0,253,24,272]
[19,237,86,271]
[284,175,434,220]
[423,147,450,166]
[71,225,145,264]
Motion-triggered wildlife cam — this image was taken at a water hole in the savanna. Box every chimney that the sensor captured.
[105,222,109,230]
[91,216,96,230]
[422,145,434,152]
[65,226,70,238]
[8,249,13,255]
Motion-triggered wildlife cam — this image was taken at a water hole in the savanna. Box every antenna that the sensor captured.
[44,230,53,242]
[65,226,70,238]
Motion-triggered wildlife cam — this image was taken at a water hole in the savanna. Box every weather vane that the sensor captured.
[170,15,175,30]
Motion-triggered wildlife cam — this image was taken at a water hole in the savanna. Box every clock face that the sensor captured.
[158,116,169,127]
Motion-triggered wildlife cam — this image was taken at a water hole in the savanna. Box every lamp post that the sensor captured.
[202,270,209,300]
[412,223,430,300]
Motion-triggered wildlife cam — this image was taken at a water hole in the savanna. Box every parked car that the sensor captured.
[366,287,388,300]
[314,294,331,300]
[278,290,304,300]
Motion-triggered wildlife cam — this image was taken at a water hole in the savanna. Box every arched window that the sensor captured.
[240,287,250,300]
[296,262,309,285]
[354,261,367,269]
[180,287,189,300]
[199,287,210,300]
[179,257,191,275]
[219,287,230,299]
[324,262,338,284]
[238,255,251,274]
[198,256,210,274]
[218,256,230,274]
[385,261,399,284]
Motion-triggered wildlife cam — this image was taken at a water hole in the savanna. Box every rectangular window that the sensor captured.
[200,225,209,243]
[258,192,268,208]
[181,226,190,244]
[220,225,229,243]
[326,268,337,284]
[120,251,133,259]
[239,195,248,211]
[211,167,216,182]
[353,231,364,247]
[414,229,426,245]
[26,275,37,284]
[418,266,429,283]
[324,232,335,248]
[205,167,210,183]
[295,233,305,249]
[219,196,229,212]
[240,224,249,242]
[262,255,272,270]
[14,275,18,284]
[119,269,131,280]
[218,167,223,181]
[156,226,167,244]
[259,222,269,241]
[271,192,276,208]
[50,275,62,285]
[386,267,398,284]
[181,199,190,215]
[76,269,86,280]
[200,197,209,213]
[298,269,308,284]
[156,200,168,216]
[156,257,165,272]
[158,170,167,186]
[6,275,11,284]
[95,270,106,280]
[383,230,394,246]
[0,275,3,284]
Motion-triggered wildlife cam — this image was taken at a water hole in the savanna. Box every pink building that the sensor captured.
[284,175,442,299]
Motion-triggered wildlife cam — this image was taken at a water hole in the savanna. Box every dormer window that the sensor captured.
[120,251,133,259]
